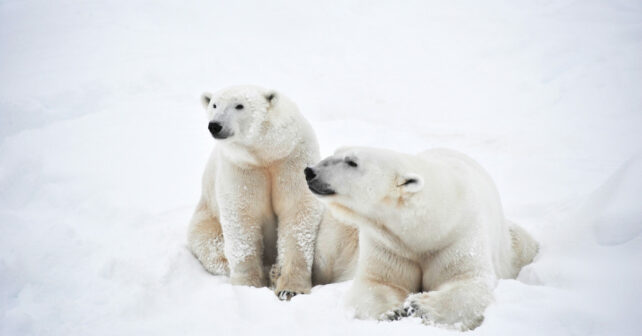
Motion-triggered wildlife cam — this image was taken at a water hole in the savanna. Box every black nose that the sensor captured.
[208,122,222,136]
[304,167,316,182]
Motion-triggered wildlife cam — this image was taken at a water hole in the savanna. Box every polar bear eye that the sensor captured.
[346,160,358,168]
[211,104,216,109]
[235,104,244,110]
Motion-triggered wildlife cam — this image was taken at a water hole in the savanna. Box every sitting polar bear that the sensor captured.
[188,85,358,299]
[305,147,538,330]
[187,85,327,299]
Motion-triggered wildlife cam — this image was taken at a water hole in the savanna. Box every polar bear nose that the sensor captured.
[304,167,317,182]
[208,122,222,136]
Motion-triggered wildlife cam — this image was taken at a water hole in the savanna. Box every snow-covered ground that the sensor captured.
[1,0,641,335]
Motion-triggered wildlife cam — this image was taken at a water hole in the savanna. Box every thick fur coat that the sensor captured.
[306,147,538,330]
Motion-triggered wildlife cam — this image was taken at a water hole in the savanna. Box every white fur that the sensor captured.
[309,147,538,330]
[188,85,324,298]
[312,210,359,285]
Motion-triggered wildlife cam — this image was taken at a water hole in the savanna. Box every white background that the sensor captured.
[1,1,641,335]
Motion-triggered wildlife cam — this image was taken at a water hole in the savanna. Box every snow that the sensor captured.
[1,0,641,335]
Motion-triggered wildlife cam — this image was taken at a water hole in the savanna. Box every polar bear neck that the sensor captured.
[328,200,420,259]
[219,114,302,166]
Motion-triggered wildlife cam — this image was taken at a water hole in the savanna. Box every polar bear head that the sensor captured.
[200,85,284,145]
[304,147,424,220]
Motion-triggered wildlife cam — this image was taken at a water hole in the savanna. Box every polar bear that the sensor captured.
[187,85,326,299]
[304,147,538,330]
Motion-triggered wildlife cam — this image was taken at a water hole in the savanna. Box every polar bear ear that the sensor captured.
[264,91,278,107]
[398,173,424,193]
[201,92,213,109]
[334,146,351,155]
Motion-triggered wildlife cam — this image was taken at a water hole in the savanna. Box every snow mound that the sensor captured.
[587,155,642,245]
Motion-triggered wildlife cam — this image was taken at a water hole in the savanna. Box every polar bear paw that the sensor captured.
[381,298,422,321]
[190,237,229,275]
[276,290,302,301]
[385,292,484,331]
[270,264,311,301]
[270,269,310,301]
[274,281,310,301]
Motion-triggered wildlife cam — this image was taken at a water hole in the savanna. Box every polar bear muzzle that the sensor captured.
[304,167,336,196]
[208,121,233,139]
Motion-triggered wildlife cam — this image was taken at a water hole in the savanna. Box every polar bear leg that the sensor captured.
[269,161,323,299]
[399,276,493,331]
[386,234,496,330]
[348,235,421,319]
[216,165,273,288]
[221,218,267,288]
[272,195,320,299]
[187,198,229,275]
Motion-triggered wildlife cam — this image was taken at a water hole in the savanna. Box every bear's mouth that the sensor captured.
[307,181,336,196]
[212,131,233,140]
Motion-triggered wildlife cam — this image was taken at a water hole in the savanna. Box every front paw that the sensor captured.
[381,300,420,321]
[401,293,484,331]
[274,275,311,301]
[274,282,310,301]
[402,293,439,322]
[276,290,302,301]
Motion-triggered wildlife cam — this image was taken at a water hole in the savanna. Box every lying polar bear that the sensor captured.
[187,85,357,299]
[305,147,538,330]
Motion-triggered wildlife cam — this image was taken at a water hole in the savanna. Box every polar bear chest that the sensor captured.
[215,162,279,265]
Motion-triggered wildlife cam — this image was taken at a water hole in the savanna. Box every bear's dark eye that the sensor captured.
[212,104,216,109]
[346,160,358,168]
[235,104,244,110]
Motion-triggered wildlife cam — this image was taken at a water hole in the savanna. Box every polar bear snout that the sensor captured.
[208,121,232,139]
[304,167,336,196]
[304,167,316,182]
[208,121,222,135]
